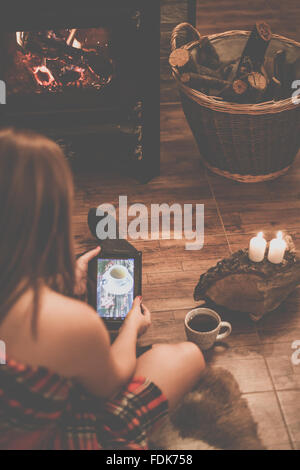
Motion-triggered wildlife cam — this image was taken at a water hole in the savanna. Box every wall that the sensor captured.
[196,0,300,40]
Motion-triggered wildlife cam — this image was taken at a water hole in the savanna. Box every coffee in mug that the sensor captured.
[188,314,219,333]
[185,308,232,351]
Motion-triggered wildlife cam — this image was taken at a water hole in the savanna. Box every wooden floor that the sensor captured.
[73,103,300,450]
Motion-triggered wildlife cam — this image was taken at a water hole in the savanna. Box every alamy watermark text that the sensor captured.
[96,196,204,251]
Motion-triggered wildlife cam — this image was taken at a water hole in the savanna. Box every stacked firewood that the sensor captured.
[169,21,300,104]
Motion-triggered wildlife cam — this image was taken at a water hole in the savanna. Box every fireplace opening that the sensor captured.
[9,28,114,96]
[0,1,160,182]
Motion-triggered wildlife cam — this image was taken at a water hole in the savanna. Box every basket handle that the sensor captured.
[171,22,202,51]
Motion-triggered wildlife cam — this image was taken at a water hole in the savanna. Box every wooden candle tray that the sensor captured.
[194,236,300,321]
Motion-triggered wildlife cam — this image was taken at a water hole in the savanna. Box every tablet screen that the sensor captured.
[96,258,134,320]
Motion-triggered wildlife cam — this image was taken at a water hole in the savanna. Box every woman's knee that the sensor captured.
[152,341,205,373]
[136,341,205,409]
[175,341,205,372]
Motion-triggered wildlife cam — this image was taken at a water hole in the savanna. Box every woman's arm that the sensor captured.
[57,297,151,398]
[109,297,151,386]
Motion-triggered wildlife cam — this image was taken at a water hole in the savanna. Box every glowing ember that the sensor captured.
[59,65,85,85]
[33,65,55,87]
[72,38,81,49]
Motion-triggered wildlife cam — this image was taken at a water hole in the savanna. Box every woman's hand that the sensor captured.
[124,296,151,337]
[75,246,101,297]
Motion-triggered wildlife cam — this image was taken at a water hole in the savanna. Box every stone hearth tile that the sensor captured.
[204,357,273,394]
[277,390,300,448]
[244,392,291,450]
[262,342,300,391]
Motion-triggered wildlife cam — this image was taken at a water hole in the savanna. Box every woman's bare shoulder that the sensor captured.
[40,287,105,338]
[34,288,111,377]
[1,287,110,377]
[43,287,96,317]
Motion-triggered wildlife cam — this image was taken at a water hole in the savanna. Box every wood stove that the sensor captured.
[0,0,160,182]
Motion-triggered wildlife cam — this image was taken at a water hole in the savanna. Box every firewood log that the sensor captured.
[233,79,248,95]
[197,37,220,70]
[189,46,222,76]
[218,59,239,80]
[274,50,287,82]
[263,76,282,101]
[180,72,230,92]
[220,72,267,103]
[262,50,291,101]
[247,71,268,101]
[274,50,290,98]
[263,56,275,80]
[235,22,272,80]
[169,48,190,69]
[169,47,221,78]
[217,78,248,102]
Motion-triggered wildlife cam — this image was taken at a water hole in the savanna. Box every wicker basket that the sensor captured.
[171,23,300,183]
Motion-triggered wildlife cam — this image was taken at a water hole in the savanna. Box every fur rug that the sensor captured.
[149,368,265,450]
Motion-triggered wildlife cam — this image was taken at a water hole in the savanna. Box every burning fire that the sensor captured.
[33,65,55,87]
[13,29,111,93]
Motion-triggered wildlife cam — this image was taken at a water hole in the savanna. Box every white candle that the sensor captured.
[268,231,286,264]
[249,232,267,262]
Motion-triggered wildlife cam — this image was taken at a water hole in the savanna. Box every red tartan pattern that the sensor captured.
[0,358,168,450]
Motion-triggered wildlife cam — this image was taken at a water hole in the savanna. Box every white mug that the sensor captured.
[185,307,232,351]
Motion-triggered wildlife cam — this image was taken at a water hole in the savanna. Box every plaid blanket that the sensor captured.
[0,358,168,450]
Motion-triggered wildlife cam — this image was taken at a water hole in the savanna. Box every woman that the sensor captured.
[0,128,205,450]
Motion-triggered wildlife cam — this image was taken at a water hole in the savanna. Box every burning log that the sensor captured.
[24,33,113,79]
[59,65,84,85]
[66,29,77,47]
[33,65,55,87]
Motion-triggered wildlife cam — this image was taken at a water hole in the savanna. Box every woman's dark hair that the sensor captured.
[0,128,75,329]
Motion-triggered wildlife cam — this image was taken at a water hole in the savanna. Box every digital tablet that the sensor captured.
[88,251,142,330]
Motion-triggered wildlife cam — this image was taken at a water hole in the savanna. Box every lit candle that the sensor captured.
[268,231,286,264]
[249,232,267,262]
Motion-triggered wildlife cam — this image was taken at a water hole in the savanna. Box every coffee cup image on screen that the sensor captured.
[97,259,134,319]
